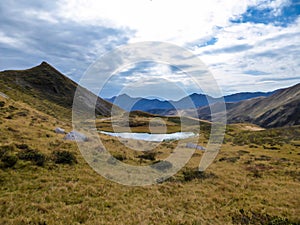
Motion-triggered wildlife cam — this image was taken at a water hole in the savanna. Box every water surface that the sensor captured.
[99,131,197,142]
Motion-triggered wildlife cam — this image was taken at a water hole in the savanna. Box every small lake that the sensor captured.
[99,131,197,142]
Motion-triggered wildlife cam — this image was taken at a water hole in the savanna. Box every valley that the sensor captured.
[0,63,299,224]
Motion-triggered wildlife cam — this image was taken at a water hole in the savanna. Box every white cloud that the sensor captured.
[0,32,24,48]
[23,10,59,23]
[54,0,299,97]
[195,18,300,94]
[56,0,248,45]
[1,0,299,97]
[249,0,291,16]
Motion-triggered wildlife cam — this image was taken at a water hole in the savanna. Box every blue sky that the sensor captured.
[0,0,299,100]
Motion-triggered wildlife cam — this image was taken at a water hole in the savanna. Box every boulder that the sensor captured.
[186,142,206,151]
[54,127,65,134]
[64,130,88,142]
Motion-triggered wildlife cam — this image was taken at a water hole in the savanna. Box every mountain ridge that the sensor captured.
[106,90,277,112]
[0,62,121,120]
[172,82,300,128]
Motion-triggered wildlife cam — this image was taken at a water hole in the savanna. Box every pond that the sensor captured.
[99,131,197,142]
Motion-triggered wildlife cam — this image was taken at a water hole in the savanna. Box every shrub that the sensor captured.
[238,150,250,155]
[8,105,18,111]
[1,154,18,168]
[5,115,13,119]
[232,209,299,225]
[183,168,217,182]
[18,149,46,166]
[219,156,240,163]
[254,155,272,161]
[15,110,29,117]
[15,143,29,150]
[138,151,157,161]
[52,150,77,165]
[114,154,127,161]
[252,169,262,178]
[0,144,15,158]
[0,101,5,107]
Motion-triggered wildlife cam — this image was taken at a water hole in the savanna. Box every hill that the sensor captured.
[0,62,120,120]
[176,83,300,128]
[227,82,300,127]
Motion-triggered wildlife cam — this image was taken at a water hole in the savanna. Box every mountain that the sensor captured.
[176,83,300,128]
[226,83,300,127]
[0,62,121,120]
[224,91,276,102]
[106,91,276,112]
[107,94,174,111]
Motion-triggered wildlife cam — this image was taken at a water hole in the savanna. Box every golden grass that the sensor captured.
[0,96,299,224]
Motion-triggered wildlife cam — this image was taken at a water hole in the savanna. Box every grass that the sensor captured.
[0,62,119,121]
[0,96,299,224]
[96,113,210,135]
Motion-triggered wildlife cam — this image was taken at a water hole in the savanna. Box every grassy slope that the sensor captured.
[225,83,300,128]
[0,62,119,121]
[0,96,299,224]
[177,83,300,128]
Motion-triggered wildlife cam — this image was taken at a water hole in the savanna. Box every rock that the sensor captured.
[186,142,206,151]
[64,130,88,142]
[54,127,65,134]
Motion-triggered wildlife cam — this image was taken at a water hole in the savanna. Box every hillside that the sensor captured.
[0,94,299,224]
[176,83,300,128]
[226,83,300,127]
[0,62,120,120]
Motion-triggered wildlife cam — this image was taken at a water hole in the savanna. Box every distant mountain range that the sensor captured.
[106,91,277,112]
[0,62,121,120]
[106,83,300,128]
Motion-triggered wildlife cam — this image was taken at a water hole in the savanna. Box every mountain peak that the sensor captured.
[29,61,66,79]
[40,61,50,66]
[37,61,57,71]
[119,93,131,98]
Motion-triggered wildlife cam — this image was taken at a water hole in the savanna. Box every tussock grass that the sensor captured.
[0,96,299,224]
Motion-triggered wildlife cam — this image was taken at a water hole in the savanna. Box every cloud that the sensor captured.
[0,1,134,79]
[232,0,299,26]
[0,0,299,98]
[203,44,253,54]
[244,70,270,75]
[56,0,248,45]
[99,62,201,100]
[194,16,300,95]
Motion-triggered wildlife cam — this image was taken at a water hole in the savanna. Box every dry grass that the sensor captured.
[0,96,299,224]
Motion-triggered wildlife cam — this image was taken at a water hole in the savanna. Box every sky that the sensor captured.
[0,0,299,100]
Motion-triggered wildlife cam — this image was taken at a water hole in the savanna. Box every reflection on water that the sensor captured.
[99,131,197,142]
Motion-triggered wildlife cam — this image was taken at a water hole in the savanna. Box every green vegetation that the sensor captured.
[182,168,217,182]
[52,150,77,165]
[1,154,18,168]
[18,148,46,166]
[232,209,299,225]
[226,124,300,147]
